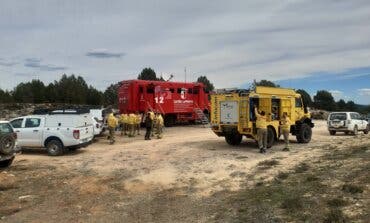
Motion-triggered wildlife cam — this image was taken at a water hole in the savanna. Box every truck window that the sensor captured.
[271,99,280,120]
[0,123,13,134]
[169,88,174,93]
[188,88,193,94]
[139,86,143,93]
[10,119,23,128]
[193,88,199,94]
[350,113,361,120]
[25,118,41,128]
[147,88,154,93]
[351,113,360,120]
[330,113,347,120]
[295,98,302,108]
[177,88,182,94]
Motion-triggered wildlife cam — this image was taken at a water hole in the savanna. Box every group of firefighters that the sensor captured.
[254,106,291,153]
[106,110,164,144]
[106,107,291,152]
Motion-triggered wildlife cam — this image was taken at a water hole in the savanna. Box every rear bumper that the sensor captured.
[67,140,92,149]
[211,124,239,136]
[67,136,93,148]
[328,127,350,131]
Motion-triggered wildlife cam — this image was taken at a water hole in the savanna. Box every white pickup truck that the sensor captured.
[10,112,94,156]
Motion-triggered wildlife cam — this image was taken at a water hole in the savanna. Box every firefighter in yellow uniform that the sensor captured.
[135,112,141,135]
[155,113,164,139]
[107,113,118,144]
[120,113,128,136]
[128,113,136,137]
[149,110,155,137]
[280,112,291,151]
[255,107,267,153]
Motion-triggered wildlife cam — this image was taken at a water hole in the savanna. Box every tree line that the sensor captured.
[0,71,368,114]
[254,80,370,114]
[0,74,105,105]
[0,67,215,106]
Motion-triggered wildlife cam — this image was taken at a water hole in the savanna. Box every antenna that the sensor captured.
[184,67,187,83]
[166,74,174,82]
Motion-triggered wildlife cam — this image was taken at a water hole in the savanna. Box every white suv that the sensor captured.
[327,112,369,135]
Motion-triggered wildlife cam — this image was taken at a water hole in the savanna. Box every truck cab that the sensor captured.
[10,111,94,156]
[210,86,314,147]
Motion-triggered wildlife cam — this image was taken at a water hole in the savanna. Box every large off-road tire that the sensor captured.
[329,130,336,135]
[0,157,14,168]
[46,139,64,156]
[353,125,358,135]
[296,123,312,143]
[225,133,242,146]
[0,134,16,155]
[267,127,275,148]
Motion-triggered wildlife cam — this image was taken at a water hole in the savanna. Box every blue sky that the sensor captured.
[278,67,370,104]
[0,0,369,104]
[241,66,370,104]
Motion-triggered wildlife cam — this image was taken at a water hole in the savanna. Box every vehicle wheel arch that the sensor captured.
[302,118,314,127]
[44,136,64,148]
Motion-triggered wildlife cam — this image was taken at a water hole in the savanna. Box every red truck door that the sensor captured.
[145,84,155,111]
[193,86,201,108]
[138,85,147,112]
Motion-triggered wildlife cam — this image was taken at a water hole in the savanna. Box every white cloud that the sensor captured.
[0,0,369,100]
[358,88,370,96]
[329,90,343,101]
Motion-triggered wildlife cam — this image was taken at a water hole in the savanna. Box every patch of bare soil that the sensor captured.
[0,120,369,222]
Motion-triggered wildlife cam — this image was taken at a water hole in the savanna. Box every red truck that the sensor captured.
[118,79,210,126]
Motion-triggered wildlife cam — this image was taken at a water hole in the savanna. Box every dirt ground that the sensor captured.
[0,120,369,222]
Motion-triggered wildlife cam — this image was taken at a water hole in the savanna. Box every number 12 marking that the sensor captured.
[155,96,164,104]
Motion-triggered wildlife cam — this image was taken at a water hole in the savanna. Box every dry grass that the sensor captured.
[216,143,370,222]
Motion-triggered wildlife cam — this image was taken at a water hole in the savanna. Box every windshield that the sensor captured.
[0,123,14,134]
[329,113,347,120]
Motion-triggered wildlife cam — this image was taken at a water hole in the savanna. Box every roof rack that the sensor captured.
[33,108,90,115]
[214,88,250,95]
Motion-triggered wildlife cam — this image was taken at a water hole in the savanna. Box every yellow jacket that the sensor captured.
[135,114,141,124]
[280,116,291,131]
[149,111,155,120]
[107,113,118,128]
[255,109,267,129]
[128,113,136,125]
[120,114,128,124]
[156,115,164,126]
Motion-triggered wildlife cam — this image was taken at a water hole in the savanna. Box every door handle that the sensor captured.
[16,130,20,133]
[33,130,39,132]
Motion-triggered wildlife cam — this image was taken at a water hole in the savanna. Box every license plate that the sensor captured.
[82,138,88,143]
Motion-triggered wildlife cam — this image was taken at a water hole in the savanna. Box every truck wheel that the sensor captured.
[267,127,275,148]
[46,139,64,156]
[0,157,14,168]
[0,134,16,155]
[329,130,336,135]
[364,126,369,134]
[353,125,358,135]
[225,133,242,146]
[296,123,312,143]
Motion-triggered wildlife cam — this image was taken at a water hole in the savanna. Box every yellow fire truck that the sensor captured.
[210,86,314,147]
